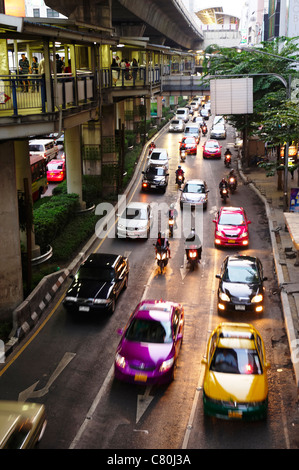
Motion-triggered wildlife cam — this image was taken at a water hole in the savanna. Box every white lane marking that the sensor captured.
[181,248,217,449]
[69,363,114,449]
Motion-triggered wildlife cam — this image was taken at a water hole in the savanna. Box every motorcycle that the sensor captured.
[154,246,169,274]
[180,148,186,162]
[202,125,207,136]
[169,216,175,237]
[228,176,237,193]
[186,246,199,271]
[176,172,184,188]
[220,186,229,203]
[224,153,232,167]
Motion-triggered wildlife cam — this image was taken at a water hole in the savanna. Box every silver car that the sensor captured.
[169,119,185,133]
[210,125,226,139]
[180,179,209,210]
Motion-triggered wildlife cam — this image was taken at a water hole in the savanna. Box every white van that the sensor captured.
[183,124,201,143]
[175,108,189,123]
[29,139,58,162]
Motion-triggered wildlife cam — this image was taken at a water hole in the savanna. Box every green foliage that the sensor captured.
[33,193,79,249]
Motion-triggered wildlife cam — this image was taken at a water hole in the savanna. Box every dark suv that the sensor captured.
[63,253,129,314]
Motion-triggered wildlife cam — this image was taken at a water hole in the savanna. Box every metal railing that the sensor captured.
[0,72,96,117]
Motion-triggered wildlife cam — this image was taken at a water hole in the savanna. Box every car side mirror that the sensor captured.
[248,220,251,224]
[117,328,123,335]
[263,276,268,281]
[201,357,207,365]
[216,274,221,279]
[213,219,217,223]
[142,171,145,174]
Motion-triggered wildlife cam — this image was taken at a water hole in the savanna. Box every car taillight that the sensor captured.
[142,182,148,188]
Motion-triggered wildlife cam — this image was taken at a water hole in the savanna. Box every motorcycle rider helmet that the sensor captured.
[178,165,181,169]
[170,203,174,209]
[221,178,226,183]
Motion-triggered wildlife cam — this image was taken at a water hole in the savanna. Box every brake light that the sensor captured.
[189,250,197,258]
[142,182,148,188]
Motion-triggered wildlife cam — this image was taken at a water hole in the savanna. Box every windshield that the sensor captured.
[223,262,260,283]
[171,120,180,125]
[121,208,147,220]
[210,347,262,374]
[185,128,199,134]
[184,183,205,194]
[77,266,115,281]
[125,318,172,344]
[219,213,245,226]
[151,152,166,160]
[183,138,196,144]
[146,167,165,176]
[206,141,219,149]
[29,145,43,152]
[176,110,185,115]
[47,162,63,170]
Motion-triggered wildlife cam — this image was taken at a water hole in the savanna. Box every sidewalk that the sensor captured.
[238,156,299,387]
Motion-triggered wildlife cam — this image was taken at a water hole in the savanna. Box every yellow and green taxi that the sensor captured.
[202,322,270,421]
[0,401,47,449]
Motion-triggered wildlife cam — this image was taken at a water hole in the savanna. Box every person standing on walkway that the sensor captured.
[31,56,39,92]
[111,58,118,86]
[19,53,31,92]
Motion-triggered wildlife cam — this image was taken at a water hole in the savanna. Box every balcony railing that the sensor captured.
[0,72,96,117]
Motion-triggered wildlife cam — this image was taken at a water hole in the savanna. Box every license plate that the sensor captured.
[79,306,90,312]
[134,373,147,383]
[235,305,246,311]
[151,184,157,188]
[228,240,235,243]
[228,410,242,419]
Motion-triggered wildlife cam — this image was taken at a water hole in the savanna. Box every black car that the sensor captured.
[141,165,169,193]
[216,255,267,314]
[63,253,129,314]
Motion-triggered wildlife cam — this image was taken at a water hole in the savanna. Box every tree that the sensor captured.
[203,37,299,175]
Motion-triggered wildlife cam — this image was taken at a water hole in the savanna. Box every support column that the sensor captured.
[0,141,23,321]
[14,140,40,258]
[65,125,86,209]
[101,103,117,193]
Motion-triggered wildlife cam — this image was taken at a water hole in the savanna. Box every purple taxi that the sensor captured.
[114,300,184,385]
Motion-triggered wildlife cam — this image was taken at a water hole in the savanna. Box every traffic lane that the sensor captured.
[68,243,221,449]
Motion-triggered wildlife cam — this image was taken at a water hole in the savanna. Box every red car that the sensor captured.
[213,206,251,247]
[202,139,222,159]
[47,159,66,182]
[179,136,197,155]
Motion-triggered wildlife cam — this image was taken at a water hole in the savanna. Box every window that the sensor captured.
[47,8,59,18]
[33,9,40,17]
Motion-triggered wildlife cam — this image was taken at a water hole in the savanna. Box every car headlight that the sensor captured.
[94,299,110,304]
[65,296,77,302]
[251,294,263,303]
[159,357,174,372]
[115,353,126,369]
[215,231,222,236]
[219,292,230,302]
[240,232,248,238]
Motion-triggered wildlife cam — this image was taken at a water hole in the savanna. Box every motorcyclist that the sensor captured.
[219,177,229,196]
[150,141,156,150]
[175,165,185,183]
[224,148,232,156]
[202,123,207,135]
[168,203,178,230]
[185,228,202,262]
[156,231,171,258]
[228,169,238,188]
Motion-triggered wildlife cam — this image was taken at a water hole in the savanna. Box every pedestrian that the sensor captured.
[31,56,39,92]
[111,58,118,86]
[19,53,31,92]
[131,58,138,82]
[56,54,64,74]
[125,58,131,80]
[64,59,72,74]
[120,58,126,81]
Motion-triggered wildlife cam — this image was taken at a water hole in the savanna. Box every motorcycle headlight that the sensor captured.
[251,294,263,303]
[219,292,230,302]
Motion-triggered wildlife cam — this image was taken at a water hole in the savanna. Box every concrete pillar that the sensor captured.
[82,121,101,176]
[14,140,40,258]
[65,125,86,209]
[133,97,142,144]
[0,39,9,74]
[0,141,23,321]
[101,103,117,192]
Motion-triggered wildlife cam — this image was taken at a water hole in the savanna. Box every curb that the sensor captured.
[4,123,170,360]
[238,158,299,387]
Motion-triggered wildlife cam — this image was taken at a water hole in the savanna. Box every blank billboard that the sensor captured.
[210,78,253,115]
